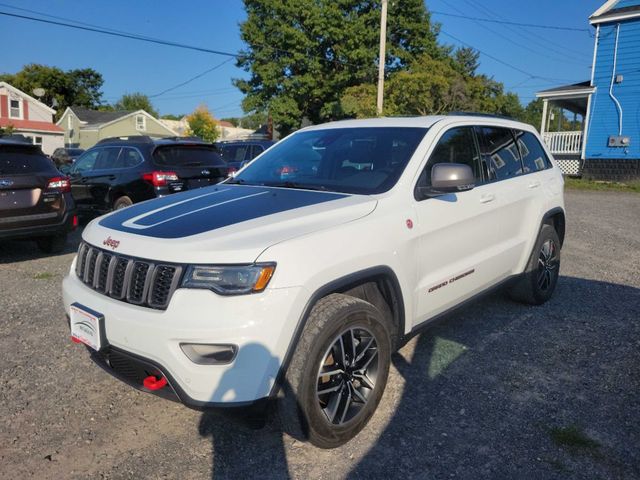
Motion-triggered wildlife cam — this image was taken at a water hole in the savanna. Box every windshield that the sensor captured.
[153,146,225,167]
[229,127,427,194]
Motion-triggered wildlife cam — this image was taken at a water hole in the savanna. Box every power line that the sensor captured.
[0,10,240,57]
[430,10,590,32]
[436,0,590,67]
[460,0,593,60]
[438,29,579,84]
[0,7,377,73]
[149,59,234,98]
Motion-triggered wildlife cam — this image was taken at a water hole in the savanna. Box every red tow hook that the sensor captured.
[143,375,167,390]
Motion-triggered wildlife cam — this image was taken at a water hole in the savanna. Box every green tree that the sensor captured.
[235,0,443,135]
[185,105,220,142]
[114,93,158,117]
[0,64,104,119]
[0,125,16,136]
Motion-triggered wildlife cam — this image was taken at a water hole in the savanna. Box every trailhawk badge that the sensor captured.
[103,236,120,250]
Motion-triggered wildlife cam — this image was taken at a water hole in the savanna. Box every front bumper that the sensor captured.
[62,266,307,406]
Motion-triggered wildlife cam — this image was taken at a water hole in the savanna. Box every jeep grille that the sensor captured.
[75,242,182,310]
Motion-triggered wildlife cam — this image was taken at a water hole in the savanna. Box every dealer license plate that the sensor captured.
[69,303,104,351]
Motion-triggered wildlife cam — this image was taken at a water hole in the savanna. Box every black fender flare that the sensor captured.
[268,265,405,398]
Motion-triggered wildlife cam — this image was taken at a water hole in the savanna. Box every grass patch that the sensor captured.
[564,177,640,193]
[427,337,467,379]
[549,425,601,451]
[33,272,56,280]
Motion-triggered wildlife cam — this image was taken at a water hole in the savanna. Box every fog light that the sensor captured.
[180,343,238,365]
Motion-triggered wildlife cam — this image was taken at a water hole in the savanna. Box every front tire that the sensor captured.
[509,223,561,305]
[279,294,391,448]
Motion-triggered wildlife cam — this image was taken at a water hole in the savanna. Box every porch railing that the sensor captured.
[542,131,583,155]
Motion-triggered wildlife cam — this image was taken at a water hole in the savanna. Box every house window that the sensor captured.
[33,136,43,147]
[136,114,146,131]
[9,98,22,119]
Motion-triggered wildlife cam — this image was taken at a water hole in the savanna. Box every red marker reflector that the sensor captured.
[71,335,82,344]
[72,215,79,229]
[143,375,167,390]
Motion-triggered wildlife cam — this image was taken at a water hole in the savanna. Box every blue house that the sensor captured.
[536,0,640,180]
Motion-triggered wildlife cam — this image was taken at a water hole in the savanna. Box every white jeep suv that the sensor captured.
[62,115,565,448]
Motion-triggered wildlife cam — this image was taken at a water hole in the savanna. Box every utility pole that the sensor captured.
[376,0,388,116]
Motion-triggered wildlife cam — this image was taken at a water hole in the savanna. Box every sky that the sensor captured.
[0,0,604,119]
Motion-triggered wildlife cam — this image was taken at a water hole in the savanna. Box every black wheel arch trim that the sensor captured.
[268,265,406,399]
[542,206,566,247]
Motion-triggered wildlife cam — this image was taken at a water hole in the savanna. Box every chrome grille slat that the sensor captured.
[74,242,181,310]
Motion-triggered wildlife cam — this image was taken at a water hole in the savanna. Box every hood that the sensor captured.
[83,184,377,264]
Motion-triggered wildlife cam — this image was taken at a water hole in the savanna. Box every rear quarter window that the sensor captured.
[515,130,551,173]
[0,147,56,174]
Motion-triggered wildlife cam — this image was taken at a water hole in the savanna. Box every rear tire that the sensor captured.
[508,224,561,305]
[113,195,133,210]
[279,294,391,448]
[36,233,67,253]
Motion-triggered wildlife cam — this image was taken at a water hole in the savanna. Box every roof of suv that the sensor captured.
[300,114,532,131]
[95,135,214,147]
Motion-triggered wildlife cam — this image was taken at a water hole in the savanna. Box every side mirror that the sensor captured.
[416,163,475,199]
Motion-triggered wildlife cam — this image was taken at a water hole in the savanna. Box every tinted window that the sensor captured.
[232,127,427,195]
[478,127,522,181]
[153,146,225,167]
[72,150,99,173]
[515,131,550,173]
[93,148,122,170]
[248,144,263,160]
[0,147,55,174]
[220,145,249,162]
[419,127,481,187]
[116,148,144,169]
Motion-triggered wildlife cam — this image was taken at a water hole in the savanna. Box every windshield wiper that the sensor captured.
[266,181,328,192]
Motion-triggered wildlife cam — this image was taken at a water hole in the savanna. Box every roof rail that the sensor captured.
[158,136,206,143]
[96,135,155,145]
[447,111,517,121]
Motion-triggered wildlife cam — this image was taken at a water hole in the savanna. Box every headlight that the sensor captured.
[181,263,275,295]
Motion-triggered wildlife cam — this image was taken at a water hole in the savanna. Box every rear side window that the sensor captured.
[248,144,263,160]
[220,144,249,163]
[420,127,481,186]
[477,127,522,181]
[515,130,550,173]
[115,148,144,169]
[153,146,225,167]
[94,148,122,170]
[0,147,55,174]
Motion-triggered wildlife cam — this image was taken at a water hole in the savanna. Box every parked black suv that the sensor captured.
[0,138,77,253]
[215,140,275,174]
[68,136,227,216]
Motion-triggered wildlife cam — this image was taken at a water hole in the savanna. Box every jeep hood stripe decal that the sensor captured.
[99,185,348,238]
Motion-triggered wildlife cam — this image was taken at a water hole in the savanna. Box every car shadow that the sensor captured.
[0,227,83,264]
[198,276,640,479]
[198,343,292,479]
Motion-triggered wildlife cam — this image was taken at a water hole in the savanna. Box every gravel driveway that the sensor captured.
[1,190,639,479]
